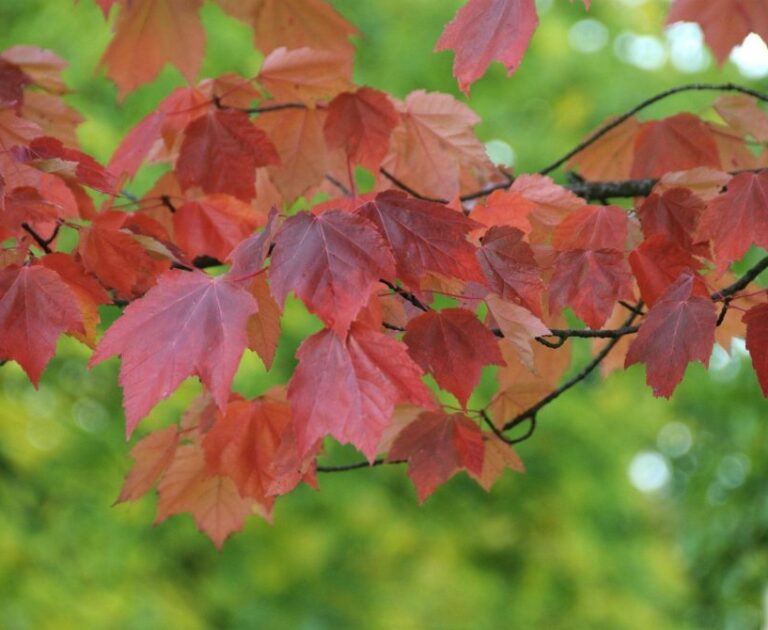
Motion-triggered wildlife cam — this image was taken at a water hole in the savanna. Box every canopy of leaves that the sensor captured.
[1,0,768,584]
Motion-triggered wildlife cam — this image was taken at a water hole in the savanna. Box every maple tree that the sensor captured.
[2,0,768,549]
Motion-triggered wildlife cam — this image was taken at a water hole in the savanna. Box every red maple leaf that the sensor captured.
[549,249,633,329]
[116,425,179,503]
[38,252,111,347]
[176,109,280,201]
[404,308,505,406]
[324,87,399,171]
[289,324,435,461]
[257,46,352,103]
[203,397,312,510]
[469,190,534,237]
[78,219,170,299]
[227,207,279,282]
[552,204,628,252]
[743,303,768,397]
[0,57,31,110]
[99,0,205,99]
[173,194,262,262]
[156,444,253,549]
[388,411,485,502]
[628,235,702,307]
[631,114,721,179]
[697,171,768,270]
[667,0,768,64]
[469,433,525,491]
[625,273,716,397]
[357,190,483,290]
[636,187,706,254]
[218,0,359,57]
[91,270,257,436]
[0,265,83,385]
[476,225,544,316]
[21,136,116,194]
[435,0,539,94]
[269,209,395,335]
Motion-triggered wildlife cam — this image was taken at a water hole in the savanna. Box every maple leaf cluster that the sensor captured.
[1,0,768,547]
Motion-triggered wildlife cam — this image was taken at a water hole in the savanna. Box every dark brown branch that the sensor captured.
[567,177,658,201]
[569,167,767,201]
[507,415,537,445]
[716,299,731,327]
[619,300,645,316]
[460,173,515,202]
[379,168,445,203]
[21,223,53,254]
[211,95,309,114]
[379,167,515,205]
[325,174,352,197]
[160,195,177,213]
[382,169,766,204]
[712,255,768,300]
[243,101,308,114]
[490,324,642,345]
[497,255,768,434]
[380,279,430,311]
[316,458,405,473]
[539,82,768,176]
[546,325,641,340]
[502,303,644,431]
[481,409,536,446]
[480,409,515,444]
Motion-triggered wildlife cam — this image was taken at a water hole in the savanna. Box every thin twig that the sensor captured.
[460,171,515,202]
[507,416,537,445]
[316,458,405,473]
[502,303,644,431]
[619,300,645,316]
[380,279,430,311]
[21,223,53,254]
[546,325,641,340]
[713,255,768,300]
[539,82,768,175]
[379,168,445,203]
[325,174,352,197]
[716,299,731,326]
[491,324,641,345]
[243,101,308,114]
[480,409,515,444]
[160,195,177,213]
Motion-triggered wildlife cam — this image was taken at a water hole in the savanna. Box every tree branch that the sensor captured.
[21,222,53,254]
[380,279,430,311]
[316,458,405,473]
[567,177,658,201]
[538,82,768,176]
[379,168,445,203]
[495,255,768,434]
[325,174,353,197]
[213,96,308,114]
[230,257,768,476]
[501,303,644,432]
[712,255,768,300]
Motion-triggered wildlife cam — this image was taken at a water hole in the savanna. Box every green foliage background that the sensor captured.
[0,1,767,628]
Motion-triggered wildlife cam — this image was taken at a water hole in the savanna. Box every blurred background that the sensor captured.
[1,0,768,628]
